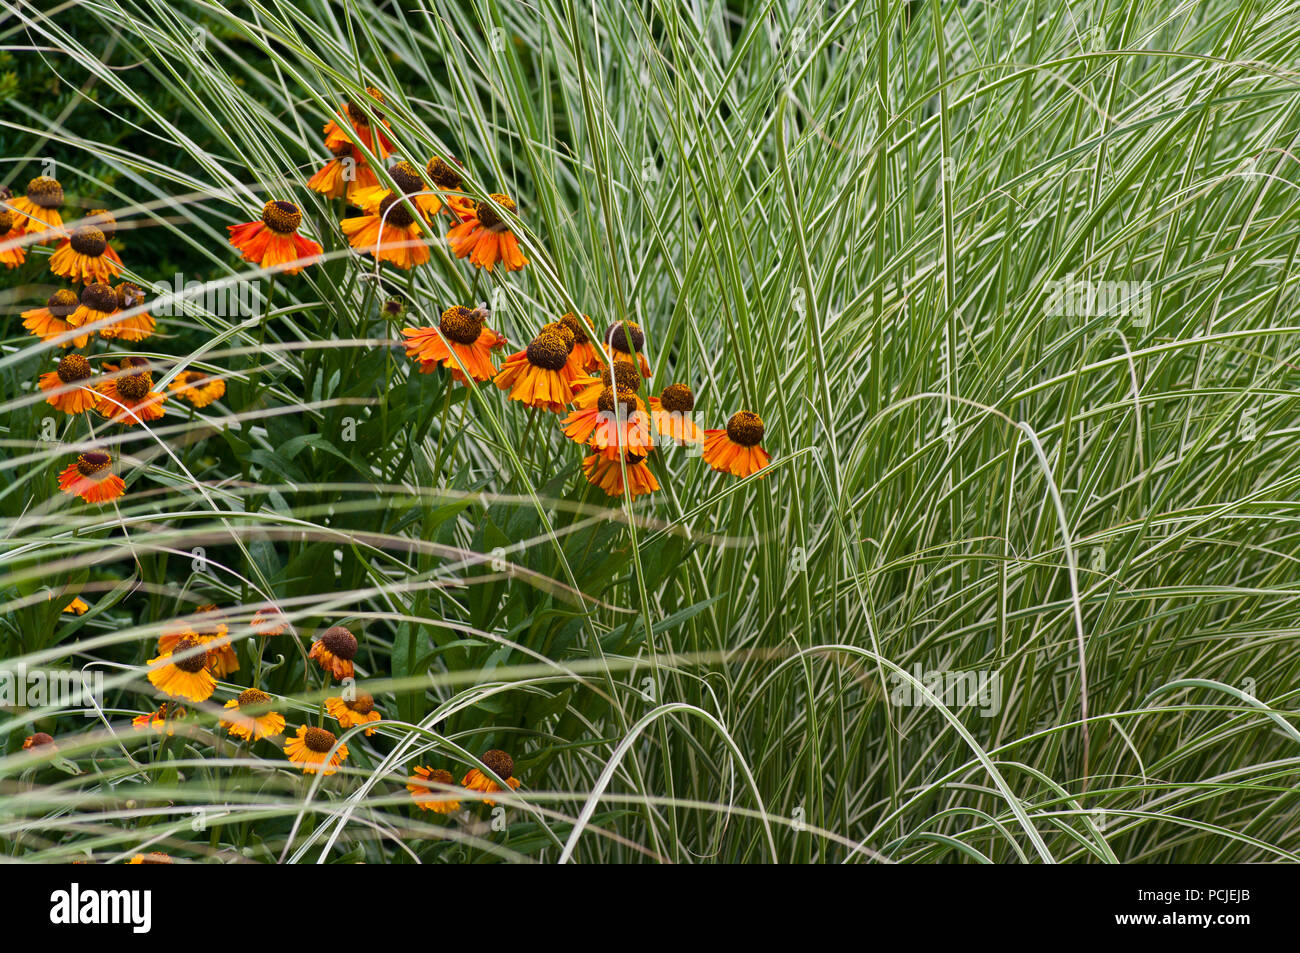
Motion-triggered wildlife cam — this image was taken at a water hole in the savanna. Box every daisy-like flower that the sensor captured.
[62,597,90,615]
[49,226,122,284]
[571,358,643,410]
[284,725,349,775]
[132,701,188,736]
[323,87,395,159]
[128,852,172,864]
[66,282,119,338]
[7,176,65,241]
[309,625,358,681]
[88,209,124,266]
[649,383,706,445]
[39,353,98,415]
[350,160,445,222]
[493,329,581,412]
[341,192,430,269]
[22,289,88,348]
[57,451,127,504]
[227,200,322,275]
[582,450,660,498]
[98,282,154,342]
[561,388,653,456]
[703,410,771,478]
[445,193,528,272]
[402,305,506,383]
[307,140,380,199]
[220,688,286,742]
[425,156,476,219]
[169,370,226,408]
[461,749,522,807]
[325,692,381,736]
[0,208,27,268]
[560,312,601,373]
[605,321,652,379]
[146,635,217,703]
[96,358,166,426]
[22,732,57,752]
[158,610,239,679]
[250,605,288,636]
[407,766,461,814]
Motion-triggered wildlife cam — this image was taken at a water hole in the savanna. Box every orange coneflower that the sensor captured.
[66,282,119,338]
[407,766,461,814]
[57,451,126,504]
[227,200,322,274]
[341,191,430,269]
[703,410,771,478]
[22,732,57,752]
[560,312,601,373]
[307,140,380,200]
[7,176,64,241]
[425,156,476,219]
[581,450,660,497]
[128,852,172,864]
[323,87,395,159]
[0,208,27,268]
[88,209,124,266]
[561,388,653,455]
[309,625,358,680]
[62,597,89,615]
[22,289,89,348]
[461,749,522,807]
[350,160,447,222]
[39,353,98,415]
[96,358,166,426]
[493,329,581,412]
[98,282,154,342]
[146,635,217,703]
[284,725,349,775]
[649,383,706,445]
[158,606,239,679]
[445,193,528,272]
[169,370,226,408]
[325,693,382,736]
[402,305,506,383]
[49,226,122,284]
[571,357,643,411]
[604,320,652,379]
[220,688,286,742]
[250,605,288,636]
[132,701,188,736]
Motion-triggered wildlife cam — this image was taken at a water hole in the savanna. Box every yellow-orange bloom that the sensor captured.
[228,200,322,274]
[39,353,98,415]
[407,766,461,813]
[493,330,581,412]
[702,411,771,478]
[250,605,288,636]
[49,226,122,284]
[307,141,380,199]
[445,194,528,272]
[325,693,382,736]
[323,88,395,159]
[146,636,217,702]
[169,370,226,408]
[7,176,64,241]
[132,702,188,736]
[220,689,286,741]
[0,208,27,268]
[22,289,88,348]
[309,626,358,680]
[603,321,652,379]
[57,451,126,504]
[341,192,430,269]
[581,451,659,498]
[97,358,167,426]
[98,283,155,342]
[402,305,506,383]
[649,384,706,445]
[284,725,349,775]
[461,749,522,807]
[62,596,90,615]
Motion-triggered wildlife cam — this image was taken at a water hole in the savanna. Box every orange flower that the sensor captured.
[96,358,166,426]
[22,732,57,752]
[168,370,226,408]
[350,160,447,221]
[560,312,601,373]
[49,226,122,284]
[603,321,652,379]
[158,605,238,677]
[307,141,380,199]
[424,156,475,219]
[88,209,124,266]
[325,693,382,736]
[284,725,349,775]
[98,283,155,342]
[581,451,659,498]
[493,330,581,412]
[132,701,188,735]
[571,359,643,411]
[407,766,461,813]
[402,305,506,383]
[702,411,771,478]
[0,208,27,268]
[649,384,705,445]
[220,688,285,741]
[62,596,90,615]
[227,200,322,274]
[445,193,528,272]
[65,282,120,338]
[323,88,395,159]
[57,451,126,504]
[309,626,358,680]
[22,289,88,348]
[7,176,64,241]
[127,852,172,864]
[340,192,429,269]
[461,749,522,807]
[146,635,217,702]
[561,388,653,455]
[250,605,288,636]
[39,353,98,415]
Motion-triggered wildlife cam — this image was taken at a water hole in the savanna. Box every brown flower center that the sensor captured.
[378,193,416,228]
[75,452,111,477]
[390,160,425,195]
[345,693,375,714]
[26,176,63,208]
[27,732,55,746]
[526,331,570,371]
[606,321,644,354]
[261,200,302,234]
[48,288,79,318]
[117,372,151,401]
[81,283,117,314]
[560,312,590,343]
[481,749,514,780]
[304,726,337,753]
[56,354,91,383]
[658,383,695,413]
[476,194,517,232]
[70,226,107,257]
[440,305,484,345]
[597,388,639,416]
[139,852,172,864]
[237,688,272,711]
[726,410,765,447]
[0,210,12,236]
[344,88,385,126]
[601,360,642,393]
[320,626,358,660]
[172,636,208,674]
[426,157,463,191]
[541,321,576,352]
[421,767,454,786]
